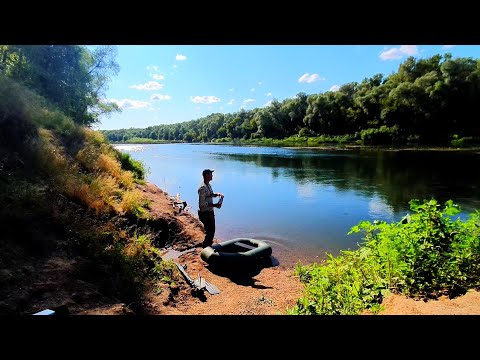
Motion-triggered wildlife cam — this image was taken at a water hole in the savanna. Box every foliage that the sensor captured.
[126,137,180,144]
[101,53,480,148]
[70,223,172,300]
[1,70,149,218]
[360,125,400,145]
[1,45,120,127]
[153,260,179,287]
[450,135,480,148]
[116,151,147,181]
[0,75,40,152]
[0,47,173,311]
[289,199,480,315]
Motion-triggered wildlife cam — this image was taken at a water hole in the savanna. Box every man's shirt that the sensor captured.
[198,182,214,212]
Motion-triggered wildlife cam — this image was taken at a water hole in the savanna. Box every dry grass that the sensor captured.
[124,233,158,258]
[62,128,148,215]
[119,188,148,217]
[97,153,122,178]
[37,128,71,175]
[118,170,135,188]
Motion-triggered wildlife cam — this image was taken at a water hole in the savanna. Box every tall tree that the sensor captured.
[3,45,120,126]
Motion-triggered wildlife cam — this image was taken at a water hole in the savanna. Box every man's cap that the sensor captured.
[202,169,214,176]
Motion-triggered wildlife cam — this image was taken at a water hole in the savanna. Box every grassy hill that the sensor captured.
[0,74,188,314]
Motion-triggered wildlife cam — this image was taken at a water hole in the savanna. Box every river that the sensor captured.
[115,144,480,262]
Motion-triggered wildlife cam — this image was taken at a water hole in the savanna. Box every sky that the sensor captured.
[95,45,480,131]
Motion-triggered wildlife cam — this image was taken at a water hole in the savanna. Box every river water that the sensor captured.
[115,144,480,264]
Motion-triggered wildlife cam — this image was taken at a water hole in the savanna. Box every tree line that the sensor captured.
[103,53,480,146]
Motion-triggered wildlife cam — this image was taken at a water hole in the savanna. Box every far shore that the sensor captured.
[112,141,480,152]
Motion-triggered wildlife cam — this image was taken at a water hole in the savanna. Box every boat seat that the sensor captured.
[234,241,256,250]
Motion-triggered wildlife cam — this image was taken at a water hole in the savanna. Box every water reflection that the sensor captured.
[368,196,394,220]
[296,181,317,199]
[217,149,480,213]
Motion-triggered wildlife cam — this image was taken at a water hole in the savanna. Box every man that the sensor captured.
[197,169,224,248]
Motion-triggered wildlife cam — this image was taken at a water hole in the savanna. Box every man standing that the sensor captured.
[197,169,224,248]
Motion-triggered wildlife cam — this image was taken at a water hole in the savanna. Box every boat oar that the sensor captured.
[174,262,220,295]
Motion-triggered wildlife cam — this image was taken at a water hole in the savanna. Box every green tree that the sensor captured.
[3,45,120,126]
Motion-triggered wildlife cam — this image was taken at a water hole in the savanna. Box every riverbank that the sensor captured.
[3,180,479,315]
[81,182,480,315]
[71,182,304,315]
[112,140,480,152]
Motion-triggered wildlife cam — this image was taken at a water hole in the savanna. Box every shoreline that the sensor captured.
[146,181,319,268]
[113,142,480,152]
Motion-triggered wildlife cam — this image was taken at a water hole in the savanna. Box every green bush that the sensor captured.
[117,152,147,181]
[290,199,480,315]
[450,136,480,148]
[360,125,399,145]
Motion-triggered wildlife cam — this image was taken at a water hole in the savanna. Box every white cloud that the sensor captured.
[298,73,324,83]
[264,100,272,107]
[329,85,340,92]
[229,88,234,92]
[173,64,178,68]
[146,65,159,72]
[190,95,221,104]
[109,98,150,109]
[227,99,235,105]
[379,45,419,60]
[266,92,272,97]
[219,106,224,110]
[250,88,255,92]
[442,45,456,49]
[176,54,187,61]
[258,81,262,86]
[130,81,164,90]
[150,94,172,101]
[152,74,164,80]
[242,99,255,105]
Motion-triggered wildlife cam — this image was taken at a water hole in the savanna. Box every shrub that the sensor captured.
[117,152,146,181]
[360,125,399,145]
[290,199,480,315]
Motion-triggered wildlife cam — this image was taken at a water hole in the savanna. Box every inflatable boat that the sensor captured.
[200,238,272,266]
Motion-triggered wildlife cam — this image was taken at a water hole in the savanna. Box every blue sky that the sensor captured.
[96,45,480,130]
